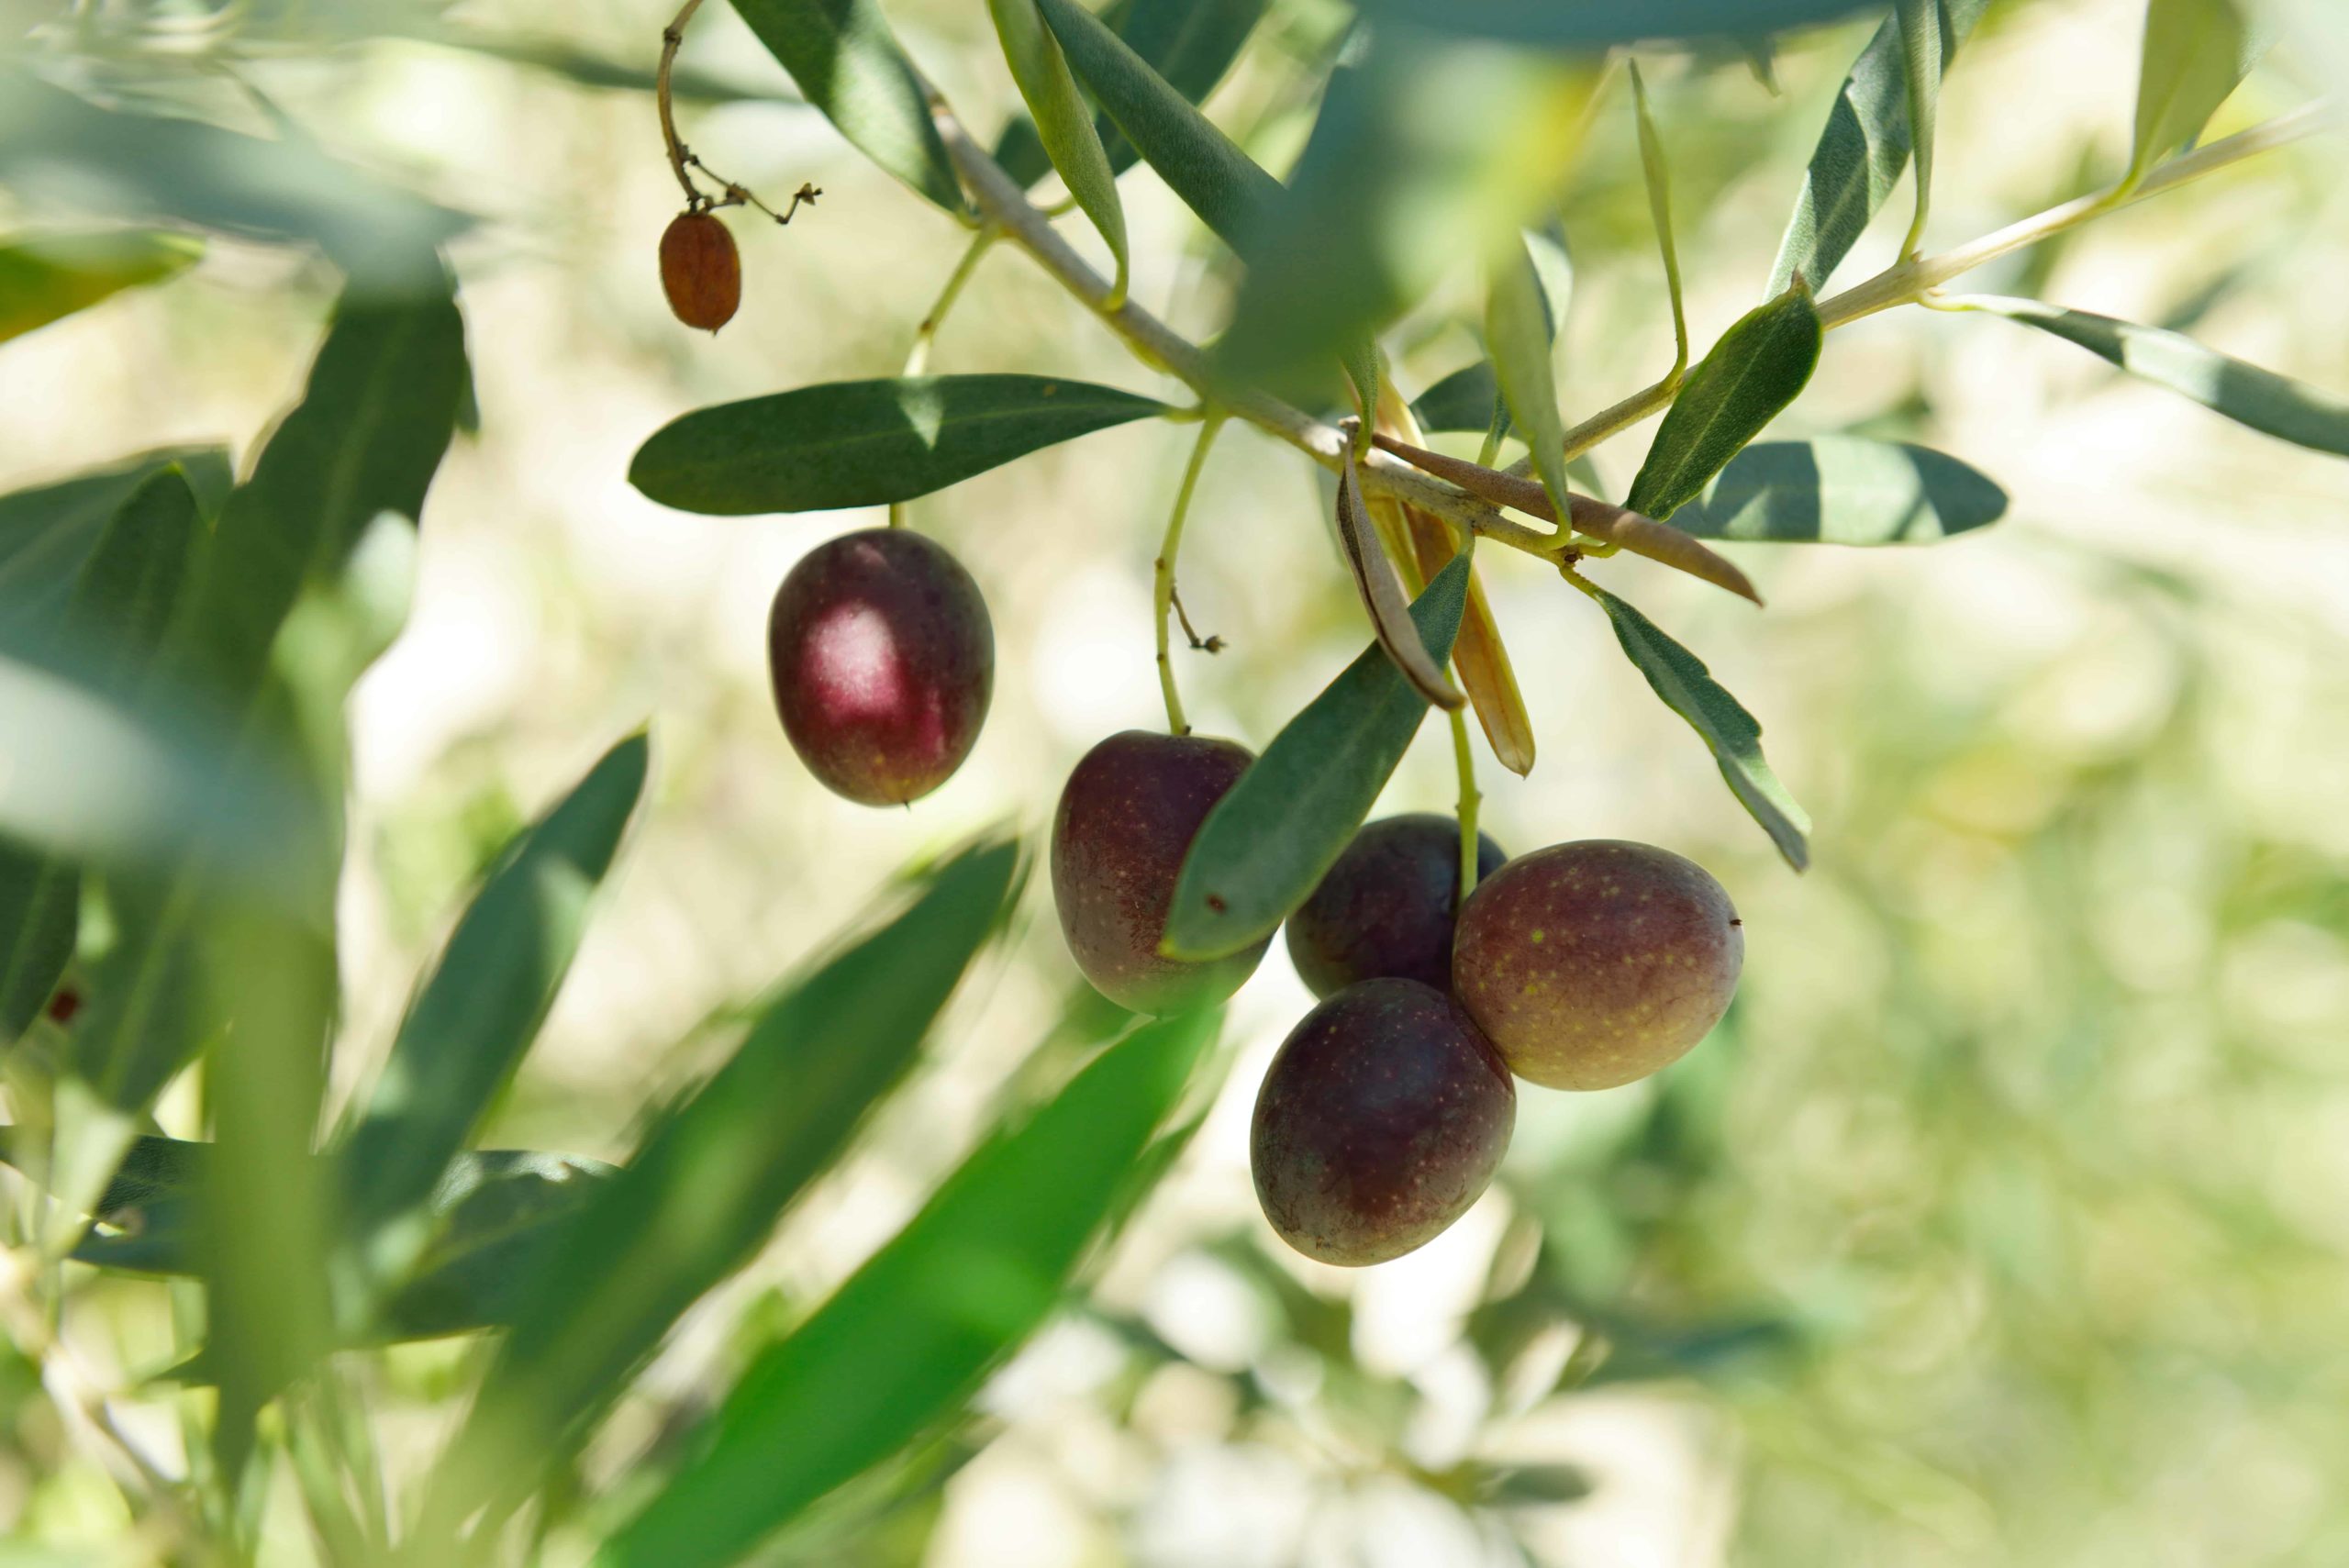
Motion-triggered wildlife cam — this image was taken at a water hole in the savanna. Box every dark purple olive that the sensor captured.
[1285,813,1507,999]
[767,528,992,806]
[1251,977,1515,1266]
[1051,729,1268,1015]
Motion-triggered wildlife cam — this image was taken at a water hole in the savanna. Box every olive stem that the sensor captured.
[1450,696,1481,905]
[1155,413,1226,737]
[655,0,707,208]
[905,226,998,377]
[925,101,1559,562]
[658,0,820,224]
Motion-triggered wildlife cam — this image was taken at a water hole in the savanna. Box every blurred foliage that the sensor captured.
[0,0,2344,1564]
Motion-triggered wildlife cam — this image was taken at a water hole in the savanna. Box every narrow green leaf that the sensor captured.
[725,0,965,214]
[1584,583,1809,869]
[1411,227,1568,438]
[1768,0,1992,294]
[601,1006,1220,1568]
[1668,437,2008,543]
[429,838,1023,1529]
[0,448,230,636]
[68,1148,617,1351]
[1210,33,1594,397]
[1891,0,1941,257]
[1486,234,1574,527]
[0,229,202,343]
[1630,63,1688,373]
[1164,558,1471,961]
[1626,285,1822,524]
[1975,295,2349,459]
[72,279,466,1118]
[0,72,464,292]
[1411,361,1504,435]
[338,732,650,1254]
[989,0,1130,300]
[631,374,1168,515]
[2129,0,2267,185]
[995,0,1267,187]
[1034,0,1283,250]
[1353,0,1878,44]
[0,467,199,1040]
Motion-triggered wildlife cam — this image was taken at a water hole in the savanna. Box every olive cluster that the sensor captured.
[756,532,1742,1269]
[1046,731,1742,1265]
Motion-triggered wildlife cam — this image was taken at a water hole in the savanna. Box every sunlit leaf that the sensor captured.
[989,0,1130,300]
[1486,232,1574,528]
[1973,295,2349,459]
[1353,0,1879,44]
[337,732,650,1270]
[1668,437,2008,542]
[1630,63,1688,372]
[1034,0,1283,249]
[1211,32,1594,397]
[603,1006,1219,1568]
[0,72,463,292]
[1626,285,1821,524]
[2128,0,2268,186]
[426,838,1022,1533]
[995,0,1267,186]
[1582,582,1809,869]
[727,0,965,214]
[1891,0,1941,255]
[630,375,1170,515]
[1768,0,1992,294]
[1164,558,1471,961]
[0,229,201,343]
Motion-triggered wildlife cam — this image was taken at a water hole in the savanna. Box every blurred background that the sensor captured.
[6,0,2349,1562]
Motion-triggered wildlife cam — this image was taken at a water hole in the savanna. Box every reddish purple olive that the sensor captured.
[1051,729,1268,1014]
[659,210,740,332]
[1285,813,1507,999]
[1451,840,1742,1090]
[1251,978,1515,1266]
[767,528,993,806]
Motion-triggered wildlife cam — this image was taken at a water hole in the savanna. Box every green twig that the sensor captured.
[1155,413,1226,736]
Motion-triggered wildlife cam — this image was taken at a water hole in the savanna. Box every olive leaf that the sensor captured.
[989,0,1129,301]
[0,465,200,1040]
[1769,0,1993,295]
[1210,32,1593,399]
[1627,285,1822,525]
[426,838,1022,1534]
[1486,232,1575,528]
[600,1006,1220,1568]
[1353,0,1878,44]
[1968,295,2349,458]
[1163,558,1471,962]
[994,0,1266,187]
[1583,581,1809,869]
[1630,62,1689,373]
[1033,0,1281,250]
[0,71,463,290]
[2128,0,2269,187]
[1891,0,1942,255]
[0,229,202,344]
[630,375,1171,515]
[336,731,650,1270]
[725,0,965,215]
[1667,437,2008,543]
